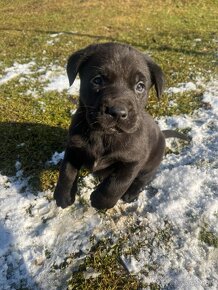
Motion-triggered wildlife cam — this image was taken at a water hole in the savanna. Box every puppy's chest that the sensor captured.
[86,134,116,171]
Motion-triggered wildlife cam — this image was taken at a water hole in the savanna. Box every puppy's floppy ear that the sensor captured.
[146,56,165,99]
[67,44,99,86]
[66,49,86,86]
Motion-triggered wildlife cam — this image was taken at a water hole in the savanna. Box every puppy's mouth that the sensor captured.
[101,124,123,134]
[87,112,119,133]
[86,109,138,134]
[92,124,124,134]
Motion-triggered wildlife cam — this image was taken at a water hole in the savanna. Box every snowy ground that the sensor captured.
[0,59,217,289]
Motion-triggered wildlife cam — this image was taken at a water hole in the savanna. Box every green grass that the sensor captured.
[67,239,144,290]
[0,0,217,288]
[199,226,218,248]
[67,220,173,289]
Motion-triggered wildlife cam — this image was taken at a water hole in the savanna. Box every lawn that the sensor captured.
[0,1,217,289]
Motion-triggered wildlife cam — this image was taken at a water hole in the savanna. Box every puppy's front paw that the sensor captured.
[54,189,75,209]
[90,190,117,210]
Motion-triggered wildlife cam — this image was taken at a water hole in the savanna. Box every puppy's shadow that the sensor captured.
[0,222,39,288]
[0,121,67,193]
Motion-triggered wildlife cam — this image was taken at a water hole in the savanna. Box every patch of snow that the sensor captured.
[0,174,102,289]
[120,255,141,274]
[194,38,202,42]
[1,61,80,96]
[0,224,11,257]
[42,66,80,95]
[15,161,22,171]
[48,151,65,165]
[166,82,197,94]
[50,33,63,38]
[68,78,80,95]
[46,40,55,46]
[46,33,63,45]
[0,62,35,85]
[26,88,39,98]
[44,73,67,92]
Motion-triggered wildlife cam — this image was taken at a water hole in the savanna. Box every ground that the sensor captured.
[0,1,217,289]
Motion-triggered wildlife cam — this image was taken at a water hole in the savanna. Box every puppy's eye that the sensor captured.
[91,75,104,86]
[135,81,145,93]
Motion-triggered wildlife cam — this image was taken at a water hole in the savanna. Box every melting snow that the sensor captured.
[0,62,35,85]
[42,66,80,95]
[48,151,65,165]
[165,82,197,94]
[0,61,80,95]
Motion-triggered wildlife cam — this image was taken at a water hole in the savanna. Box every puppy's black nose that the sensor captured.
[105,106,128,120]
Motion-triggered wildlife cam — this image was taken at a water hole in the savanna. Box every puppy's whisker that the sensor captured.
[89,121,98,127]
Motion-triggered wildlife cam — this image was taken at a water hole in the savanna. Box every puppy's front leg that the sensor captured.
[54,159,78,208]
[90,162,139,210]
[122,169,157,203]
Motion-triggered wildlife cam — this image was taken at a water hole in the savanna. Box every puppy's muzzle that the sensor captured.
[104,106,128,120]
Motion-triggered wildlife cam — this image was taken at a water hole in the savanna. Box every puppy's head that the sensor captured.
[67,43,164,134]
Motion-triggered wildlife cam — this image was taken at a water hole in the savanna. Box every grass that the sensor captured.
[199,225,218,248]
[0,0,217,288]
[67,221,173,289]
[67,239,144,290]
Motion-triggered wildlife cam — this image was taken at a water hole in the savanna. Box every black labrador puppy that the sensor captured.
[54,42,170,210]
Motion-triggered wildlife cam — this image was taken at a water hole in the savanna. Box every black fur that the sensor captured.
[54,42,167,210]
